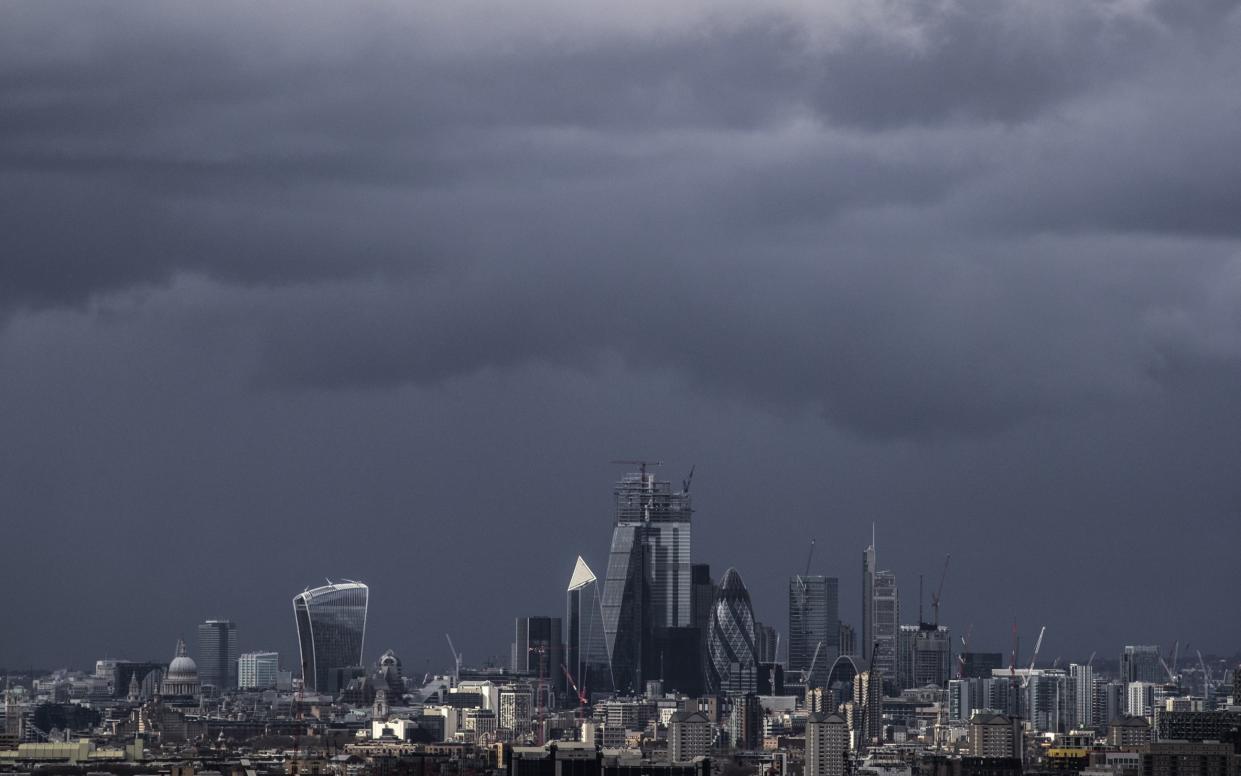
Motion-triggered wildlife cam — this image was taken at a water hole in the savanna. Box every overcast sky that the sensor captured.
[2,0,1240,673]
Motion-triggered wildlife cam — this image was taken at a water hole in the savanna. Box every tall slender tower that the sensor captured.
[601,466,692,694]
[197,619,239,691]
[566,556,614,700]
[862,528,876,664]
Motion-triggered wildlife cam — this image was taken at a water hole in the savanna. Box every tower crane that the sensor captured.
[931,554,950,627]
[445,634,463,685]
[957,624,974,679]
[800,641,824,686]
[1021,626,1046,688]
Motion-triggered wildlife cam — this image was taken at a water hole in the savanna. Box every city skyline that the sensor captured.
[2,0,1240,681]
[2,467,1235,674]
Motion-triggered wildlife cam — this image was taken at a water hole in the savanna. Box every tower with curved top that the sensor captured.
[707,567,758,695]
[293,580,368,693]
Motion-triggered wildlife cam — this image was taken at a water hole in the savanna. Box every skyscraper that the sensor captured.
[1120,646,1162,684]
[862,534,875,664]
[566,556,614,701]
[197,619,239,691]
[707,568,758,695]
[790,575,840,688]
[293,580,369,694]
[601,467,692,693]
[896,624,951,690]
[870,570,899,686]
[512,616,564,701]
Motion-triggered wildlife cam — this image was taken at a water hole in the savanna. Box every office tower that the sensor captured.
[790,575,840,689]
[1121,646,1162,684]
[566,556,614,701]
[870,570,899,686]
[512,616,564,701]
[896,624,951,689]
[862,539,875,664]
[806,712,849,776]
[499,684,534,734]
[961,652,1004,679]
[754,622,779,664]
[1234,666,1240,705]
[691,564,714,686]
[197,619,239,691]
[839,624,856,657]
[601,467,692,694]
[852,668,883,750]
[669,710,711,761]
[707,568,758,695]
[292,580,369,693]
[1070,663,1094,729]
[238,651,280,690]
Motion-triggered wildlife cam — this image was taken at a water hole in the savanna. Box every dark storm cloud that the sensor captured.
[2,0,1241,667]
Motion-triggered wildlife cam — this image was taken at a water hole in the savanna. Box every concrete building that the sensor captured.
[238,651,280,690]
[806,712,849,776]
[897,624,951,690]
[968,713,1022,759]
[1140,742,1237,776]
[1127,682,1156,719]
[668,711,711,761]
[499,684,534,734]
[853,669,883,751]
[1108,716,1151,748]
[197,619,239,691]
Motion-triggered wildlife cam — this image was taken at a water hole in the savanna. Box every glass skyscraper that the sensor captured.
[197,619,239,690]
[707,567,758,695]
[566,556,614,700]
[601,468,692,694]
[293,580,368,693]
[789,575,839,688]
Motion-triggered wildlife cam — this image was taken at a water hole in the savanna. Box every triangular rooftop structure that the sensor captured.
[567,556,597,591]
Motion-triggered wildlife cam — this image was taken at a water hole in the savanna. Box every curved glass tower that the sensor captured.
[707,567,758,695]
[293,580,368,693]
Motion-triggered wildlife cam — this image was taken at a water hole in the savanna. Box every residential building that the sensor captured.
[668,710,710,761]
[969,713,1022,758]
[806,712,849,776]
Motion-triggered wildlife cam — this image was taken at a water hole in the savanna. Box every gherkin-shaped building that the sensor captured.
[707,567,758,695]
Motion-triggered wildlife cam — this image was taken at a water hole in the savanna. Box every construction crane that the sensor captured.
[1010,621,1019,679]
[1087,651,1097,668]
[805,539,816,577]
[561,664,588,720]
[957,624,974,679]
[1021,626,1046,688]
[1197,650,1213,704]
[682,465,695,494]
[529,645,549,744]
[445,634,462,685]
[931,554,950,627]
[610,459,663,476]
[800,641,824,686]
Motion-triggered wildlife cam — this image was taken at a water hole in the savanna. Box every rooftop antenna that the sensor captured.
[919,574,924,625]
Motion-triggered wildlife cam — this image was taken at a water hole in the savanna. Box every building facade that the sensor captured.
[566,556,614,701]
[601,468,693,694]
[197,619,239,691]
[292,580,369,693]
[806,712,849,776]
[668,710,711,761]
[238,651,280,690]
[512,616,564,701]
[790,575,840,689]
[707,568,758,695]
